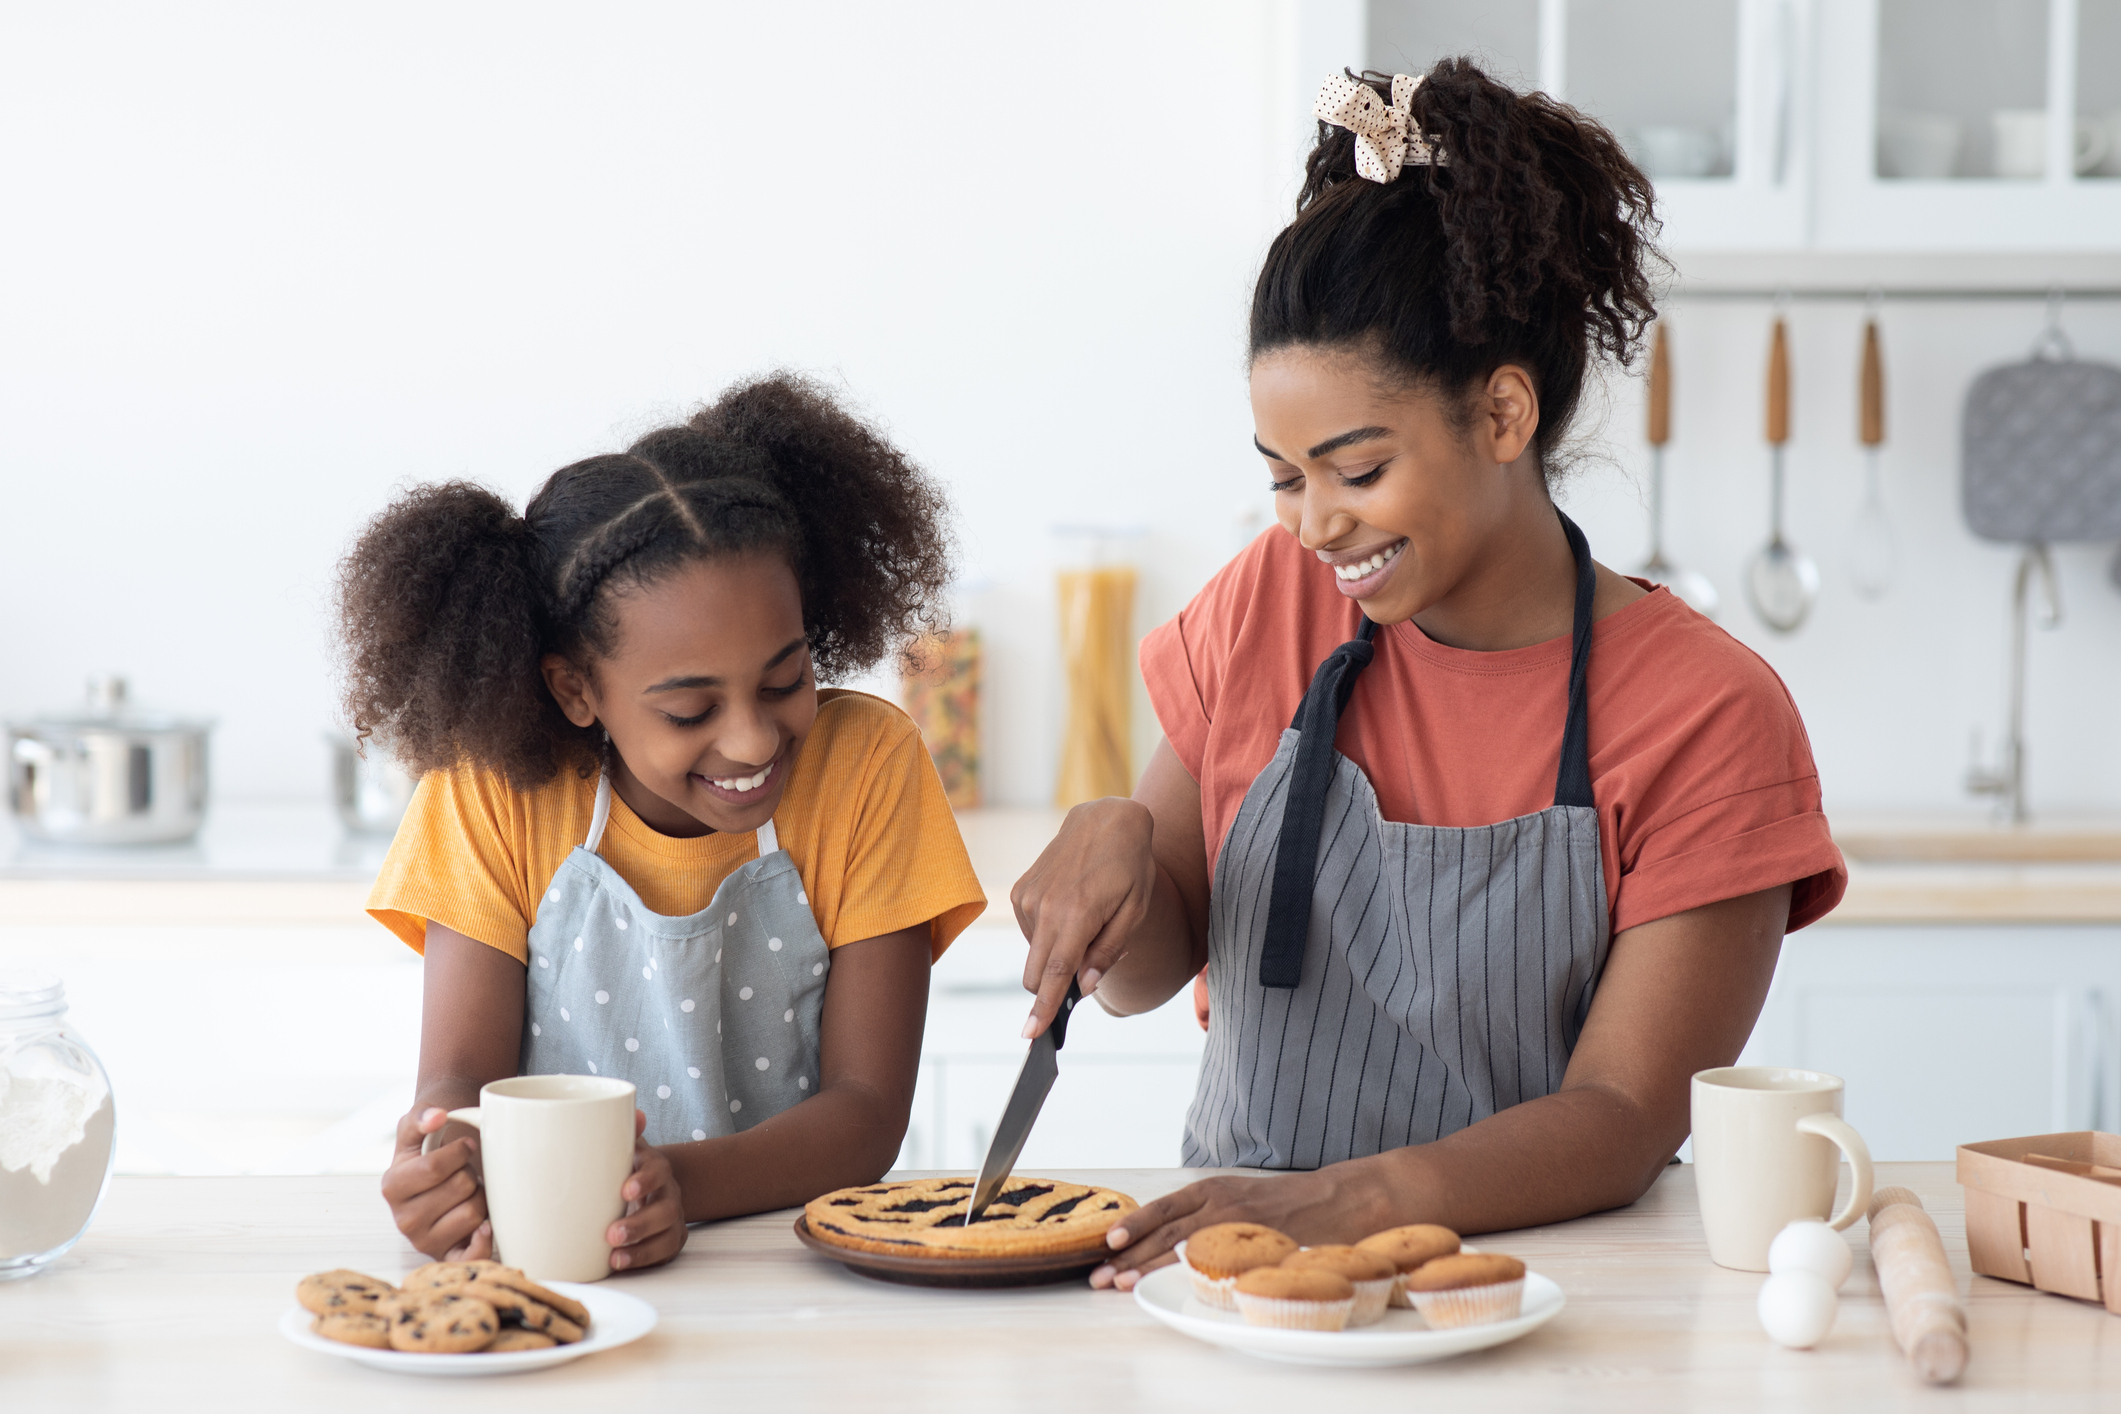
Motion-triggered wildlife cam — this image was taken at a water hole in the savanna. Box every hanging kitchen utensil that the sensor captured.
[1747,317,1819,632]
[1959,296,2121,821]
[1638,322,1720,617]
[1849,315,1896,599]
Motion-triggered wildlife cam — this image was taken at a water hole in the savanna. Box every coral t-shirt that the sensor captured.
[369,690,987,963]
[1139,530,1847,936]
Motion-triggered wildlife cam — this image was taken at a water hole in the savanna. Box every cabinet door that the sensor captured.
[1738,924,2121,1159]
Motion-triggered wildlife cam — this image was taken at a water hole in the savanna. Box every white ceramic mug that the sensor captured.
[1691,1066,1873,1272]
[1991,109,2110,178]
[448,1074,636,1282]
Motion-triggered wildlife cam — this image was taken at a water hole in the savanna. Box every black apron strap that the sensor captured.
[1552,510,1596,810]
[1258,617,1376,989]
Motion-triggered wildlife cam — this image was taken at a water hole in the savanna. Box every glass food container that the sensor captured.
[0,974,116,1279]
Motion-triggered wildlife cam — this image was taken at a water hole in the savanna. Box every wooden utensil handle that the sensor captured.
[1860,320,1885,447]
[1767,318,1790,446]
[1648,321,1671,447]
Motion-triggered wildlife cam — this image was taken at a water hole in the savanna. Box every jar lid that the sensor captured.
[0,971,66,1021]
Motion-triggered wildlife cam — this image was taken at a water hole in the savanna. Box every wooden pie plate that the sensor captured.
[792,1216,1108,1288]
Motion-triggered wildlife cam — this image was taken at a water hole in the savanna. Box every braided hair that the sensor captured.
[335,373,955,788]
[1252,57,1663,471]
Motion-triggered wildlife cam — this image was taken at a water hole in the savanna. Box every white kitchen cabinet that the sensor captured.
[1352,0,2121,251]
[1737,923,2121,1160]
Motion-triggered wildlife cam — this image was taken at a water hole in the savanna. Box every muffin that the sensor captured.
[1356,1223,1462,1308]
[1281,1245,1398,1326]
[1404,1252,1526,1328]
[1180,1222,1298,1312]
[1232,1267,1357,1331]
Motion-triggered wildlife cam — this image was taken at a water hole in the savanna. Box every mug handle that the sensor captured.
[418,1106,484,1156]
[1795,1112,1874,1231]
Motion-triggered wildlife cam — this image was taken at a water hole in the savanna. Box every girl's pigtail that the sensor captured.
[336,481,591,788]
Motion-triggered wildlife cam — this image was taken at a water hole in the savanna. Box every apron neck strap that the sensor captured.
[1551,510,1596,811]
[1259,617,1378,989]
[756,818,778,857]
[584,771,614,855]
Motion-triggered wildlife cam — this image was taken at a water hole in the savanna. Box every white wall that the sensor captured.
[2,2,2116,820]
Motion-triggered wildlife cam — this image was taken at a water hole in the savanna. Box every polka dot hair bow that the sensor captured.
[1314,71,1437,182]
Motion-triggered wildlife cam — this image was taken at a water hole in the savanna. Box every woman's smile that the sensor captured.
[1325,538,1408,599]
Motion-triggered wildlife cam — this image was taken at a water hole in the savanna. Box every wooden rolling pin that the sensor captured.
[1867,1186,1968,1384]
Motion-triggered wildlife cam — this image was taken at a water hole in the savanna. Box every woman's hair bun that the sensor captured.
[1259,57,1663,466]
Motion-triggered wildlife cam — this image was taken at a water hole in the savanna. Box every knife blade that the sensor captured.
[963,976,1082,1226]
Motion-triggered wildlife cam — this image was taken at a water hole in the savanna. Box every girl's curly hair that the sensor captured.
[336,373,954,788]
[1252,58,1663,468]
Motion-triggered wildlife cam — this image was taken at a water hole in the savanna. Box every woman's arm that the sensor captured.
[1090,882,1791,1287]
[659,923,931,1223]
[1012,737,1210,1034]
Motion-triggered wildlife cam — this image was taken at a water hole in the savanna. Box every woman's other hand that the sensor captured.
[381,1105,493,1261]
[608,1109,688,1271]
[1086,1168,1391,1291]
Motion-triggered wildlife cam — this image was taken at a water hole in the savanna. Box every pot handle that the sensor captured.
[1796,1112,1874,1231]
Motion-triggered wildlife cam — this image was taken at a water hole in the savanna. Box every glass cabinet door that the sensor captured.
[1568,0,1741,180]
[1876,0,2048,178]
[2079,0,2121,178]
[1366,0,1542,91]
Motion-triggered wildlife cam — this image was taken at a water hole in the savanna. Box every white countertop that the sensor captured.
[0,801,390,882]
[7,1162,2116,1412]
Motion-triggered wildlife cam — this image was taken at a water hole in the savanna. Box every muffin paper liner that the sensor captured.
[1408,1277,1525,1329]
[1346,1275,1397,1327]
[1176,1243,1239,1312]
[1233,1291,1357,1331]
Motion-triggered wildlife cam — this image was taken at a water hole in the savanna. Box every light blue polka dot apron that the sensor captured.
[519,773,830,1146]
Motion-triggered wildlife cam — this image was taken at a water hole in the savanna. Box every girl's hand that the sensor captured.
[1010,796,1158,1037]
[1086,1169,1391,1291]
[607,1109,687,1271]
[381,1106,493,1261]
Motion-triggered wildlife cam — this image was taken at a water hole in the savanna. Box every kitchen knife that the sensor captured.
[963,976,1081,1226]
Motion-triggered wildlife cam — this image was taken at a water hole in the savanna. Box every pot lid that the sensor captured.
[7,675,215,734]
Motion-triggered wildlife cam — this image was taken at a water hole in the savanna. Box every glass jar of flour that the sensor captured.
[0,974,115,1279]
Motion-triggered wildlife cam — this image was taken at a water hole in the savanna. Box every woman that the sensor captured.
[1011,61,1846,1290]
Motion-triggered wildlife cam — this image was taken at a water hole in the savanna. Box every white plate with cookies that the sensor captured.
[1132,1263,1564,1368]
[281,1263,657,1377]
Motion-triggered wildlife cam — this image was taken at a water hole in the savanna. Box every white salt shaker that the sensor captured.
[0,973,116,1279]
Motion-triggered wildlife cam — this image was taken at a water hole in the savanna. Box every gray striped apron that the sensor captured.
[1182,512,1610,1170]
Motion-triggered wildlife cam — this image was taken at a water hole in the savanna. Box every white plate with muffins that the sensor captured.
[280,1261,658,1377]
[1132,1222,1563,1368]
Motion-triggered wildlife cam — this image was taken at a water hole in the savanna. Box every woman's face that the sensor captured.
[543,552,817,838]
[1248,344,1542,626]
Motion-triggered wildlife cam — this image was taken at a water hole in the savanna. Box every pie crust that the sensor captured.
[802,1177,1138,1259]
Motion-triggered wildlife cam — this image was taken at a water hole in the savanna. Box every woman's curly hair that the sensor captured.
[1252,57,1663,468]
[336,373,954,788]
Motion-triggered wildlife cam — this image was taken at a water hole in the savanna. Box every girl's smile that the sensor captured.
[695,749,783,804]
[1325,537,1408,598]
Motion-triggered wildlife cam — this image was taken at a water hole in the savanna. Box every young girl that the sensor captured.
[341,374,984,1271]
[1012,60,1846,1288]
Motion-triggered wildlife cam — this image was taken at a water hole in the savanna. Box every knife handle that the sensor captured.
[1049,977,1083,1051]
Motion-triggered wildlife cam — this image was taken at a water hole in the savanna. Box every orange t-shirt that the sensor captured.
[1140,529,1847,936]
[369,689,986,963]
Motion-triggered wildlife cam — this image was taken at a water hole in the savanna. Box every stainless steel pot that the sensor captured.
[7,677,213,845]
[328,734,416,835]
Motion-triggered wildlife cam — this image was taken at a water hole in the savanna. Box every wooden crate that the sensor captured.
[1957,1131,2121,1314]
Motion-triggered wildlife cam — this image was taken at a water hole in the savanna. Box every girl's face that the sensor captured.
[1249,344,1543,626]
[543,552,816,839]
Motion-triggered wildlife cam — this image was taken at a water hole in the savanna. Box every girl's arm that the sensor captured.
[1012,738,1210,1034]
[379,924,526,1260]
[658,924,931,1223]
[1090,883,1791,1286]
